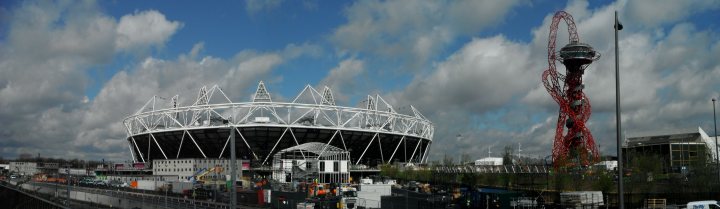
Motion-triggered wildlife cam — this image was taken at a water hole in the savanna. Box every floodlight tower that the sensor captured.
[542,11,601,167]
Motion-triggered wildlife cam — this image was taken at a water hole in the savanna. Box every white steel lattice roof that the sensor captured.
[278,142,347,158]
[123,81,434,140]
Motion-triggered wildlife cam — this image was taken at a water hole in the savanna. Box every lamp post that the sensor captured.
[713,98,719,184]
[228,122,237,209]
[66,164,70,206]
[165,181,168,209]
[614,10,624,209]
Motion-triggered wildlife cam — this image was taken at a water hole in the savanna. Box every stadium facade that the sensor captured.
[123,81,434,169]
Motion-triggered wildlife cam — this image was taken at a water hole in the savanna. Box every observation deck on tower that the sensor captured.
[559,42,600,67]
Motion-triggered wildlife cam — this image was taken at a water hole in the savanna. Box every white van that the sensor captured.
[687,201,720,209]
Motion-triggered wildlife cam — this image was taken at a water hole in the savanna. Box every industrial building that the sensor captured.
[623,127,719,173]
[475,157,504,166]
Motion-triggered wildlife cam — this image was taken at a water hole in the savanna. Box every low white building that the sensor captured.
[152,158,244,182]
[594,160,618,171]
[9,162,39,176]
[58,168,94,176]
[475,157,504,166]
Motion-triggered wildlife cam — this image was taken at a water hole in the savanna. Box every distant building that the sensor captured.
[10,162,64,176]
[475,157,503,166]
[622,127,718,173]
[95,162,152,178]
[593,160,617,171]
[152,158,245,182]
[9,162,38,175]
[58,168,94,176]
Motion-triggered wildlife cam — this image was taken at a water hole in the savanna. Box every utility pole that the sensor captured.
[66,164,70,206]
[230,125,237,209]
[518,142,522,159]
[713,98,719,183]
[614,10,625,209]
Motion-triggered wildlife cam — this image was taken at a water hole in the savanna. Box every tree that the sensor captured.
[18,153,32,160]
[443,154,454,165]
[380,164,399,178]
[503,145,514,165]
[593,171,614,193]
[461,153,471,165]
[460,173,478,186]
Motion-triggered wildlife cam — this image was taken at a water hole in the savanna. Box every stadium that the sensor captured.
[122,81,434,170]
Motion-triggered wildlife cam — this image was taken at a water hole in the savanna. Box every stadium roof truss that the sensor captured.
[123,81,434,165]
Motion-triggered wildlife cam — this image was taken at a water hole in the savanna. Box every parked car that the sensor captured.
[108,180,128,188]
[93,180,108,187]
[687,200,720,209]
[79,179,94,187]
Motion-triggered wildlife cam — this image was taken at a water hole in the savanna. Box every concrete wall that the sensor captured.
[20,183,164,209]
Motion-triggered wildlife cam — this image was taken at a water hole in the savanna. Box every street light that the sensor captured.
[66,164,70,206]
[712,98,719,184]
[225,120,238,209]
[614,10,625,209]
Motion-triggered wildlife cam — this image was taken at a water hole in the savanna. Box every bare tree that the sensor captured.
[443,154,455,165]
[502,145,514,165]
[461,153,471,165]
[18,153,32,160]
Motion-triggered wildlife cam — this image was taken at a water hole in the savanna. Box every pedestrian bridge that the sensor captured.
[428,165,550,174]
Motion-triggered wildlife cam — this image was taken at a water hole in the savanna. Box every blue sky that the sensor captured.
[1,0,720,162]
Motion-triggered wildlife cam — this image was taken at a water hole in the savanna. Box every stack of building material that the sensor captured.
[560,191,603,209]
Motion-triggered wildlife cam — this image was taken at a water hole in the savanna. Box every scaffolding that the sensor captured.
[272,142,351,184]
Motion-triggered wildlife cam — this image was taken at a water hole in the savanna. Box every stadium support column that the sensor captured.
[230,126,237,209]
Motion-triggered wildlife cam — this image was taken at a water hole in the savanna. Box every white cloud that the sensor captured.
[624,0,720,27]
[3,0,720,163]
[71,43,321,160]
[318,58,366,104]
[0,1,115,116]
[245,0,283,15]
[392,35,536,113]
[0,1,185,160]
[331,0,521,67]
[116,10,182,52]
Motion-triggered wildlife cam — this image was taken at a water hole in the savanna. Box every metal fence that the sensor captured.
[20,181,262,209]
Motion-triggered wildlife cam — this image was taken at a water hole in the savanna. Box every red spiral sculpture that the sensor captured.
[542,11,601,167]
